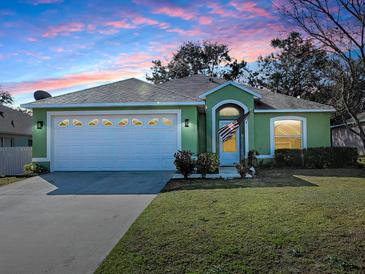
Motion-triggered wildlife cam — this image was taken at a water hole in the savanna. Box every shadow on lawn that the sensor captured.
[162,175,318,192]
[260,168,365,178]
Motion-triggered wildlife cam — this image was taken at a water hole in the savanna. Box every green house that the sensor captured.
[22,75,334,171]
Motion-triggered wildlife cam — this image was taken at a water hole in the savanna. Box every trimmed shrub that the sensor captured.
[24,163,49,175]
[196,153,219,178]
[303,147,358,168]
[274,149,303,168]
[274,147,358,168]
[173,150,195,179]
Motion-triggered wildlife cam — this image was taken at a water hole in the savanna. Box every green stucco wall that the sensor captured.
[254,112,331,155]
[205,84,255,154]
[32,105,199,164]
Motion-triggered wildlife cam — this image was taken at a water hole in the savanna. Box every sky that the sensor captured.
[0,0,288,106]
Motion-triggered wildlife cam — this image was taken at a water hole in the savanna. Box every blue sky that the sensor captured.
[0,0,287,106]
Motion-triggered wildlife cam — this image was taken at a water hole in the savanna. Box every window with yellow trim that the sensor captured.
[132,118,143,126]
[162,118,173,126]
[72,119,82,127]
[274,120,302,149]
[118,118,128,127]
[148,118,159,126]
[102,119,113,127]
[88,119,98,126]
[58,119,69,127]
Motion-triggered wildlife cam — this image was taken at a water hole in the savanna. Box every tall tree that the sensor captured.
[250,32,331,102]
[278,0,365,149]
[146,41,248,84]
[329,59,365,148]
[0,86,14,105]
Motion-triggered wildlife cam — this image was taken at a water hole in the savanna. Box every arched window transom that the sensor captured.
[218,106,241,117]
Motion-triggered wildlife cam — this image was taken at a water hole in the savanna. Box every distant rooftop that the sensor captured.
[0,105,32,136]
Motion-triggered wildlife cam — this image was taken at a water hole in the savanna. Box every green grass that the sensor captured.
[0,176,25,187]
[96,169,365,274]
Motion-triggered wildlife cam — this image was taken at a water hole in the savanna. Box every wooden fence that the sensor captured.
[0,147,32,176]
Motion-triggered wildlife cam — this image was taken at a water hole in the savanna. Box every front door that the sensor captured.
[219,120,240,166]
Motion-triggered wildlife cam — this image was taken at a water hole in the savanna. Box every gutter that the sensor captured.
[254,108,336,113]
[21,101,206,109]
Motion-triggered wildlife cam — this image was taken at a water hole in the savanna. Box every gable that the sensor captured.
[199,81,262,100]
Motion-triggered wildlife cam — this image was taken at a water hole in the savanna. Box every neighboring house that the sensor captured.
[0,104,32,147]
[21,75,334,171]
[331,112,365,155]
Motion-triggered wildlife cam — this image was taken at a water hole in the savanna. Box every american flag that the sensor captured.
[218,112,250,142]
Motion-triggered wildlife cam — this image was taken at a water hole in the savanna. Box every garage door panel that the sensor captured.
[52,113,178,171]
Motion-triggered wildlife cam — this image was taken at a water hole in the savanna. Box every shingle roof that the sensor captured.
[24,78,201,106]
[22,75,334,111]
[0,105,32,136]
[159,75,334,111]
[253,88,334,110]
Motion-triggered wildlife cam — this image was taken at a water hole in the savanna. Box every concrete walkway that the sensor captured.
[0,172,172,274]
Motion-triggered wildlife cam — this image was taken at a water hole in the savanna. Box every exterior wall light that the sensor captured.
[184,119,190,127]
[37,121,44,129]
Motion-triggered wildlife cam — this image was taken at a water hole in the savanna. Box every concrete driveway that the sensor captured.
[0,171,172,274]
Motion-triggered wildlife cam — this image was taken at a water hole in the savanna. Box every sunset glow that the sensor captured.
[0,0,286,105]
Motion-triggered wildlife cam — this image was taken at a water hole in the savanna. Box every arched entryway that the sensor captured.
[212,100,249,166]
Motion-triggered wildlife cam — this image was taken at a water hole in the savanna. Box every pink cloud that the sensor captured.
[26,37,38,42]
[167,28,202,36]
[52,47,65,53]
[42,22,84,37]
[198,16,213,25]
[114,52,157,71]
[132,16,159,26]
[6,69,140,95]
[104,21,134,29]
[158,22,170,29]
[153,6,194,21]
[22,50,51,60]
[207,2,238,17]
[229,1,274,18]
[97,28,120,35]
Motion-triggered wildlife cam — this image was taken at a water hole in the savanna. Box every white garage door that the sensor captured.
[51,112,179,171]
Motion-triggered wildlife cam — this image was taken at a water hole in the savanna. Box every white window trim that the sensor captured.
[32,110,182,170]
[270,116,307,156]
[212,100,249,157]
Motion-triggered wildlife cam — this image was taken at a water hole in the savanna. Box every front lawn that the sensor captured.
[0,176,25,187]
[96,169,365,274]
